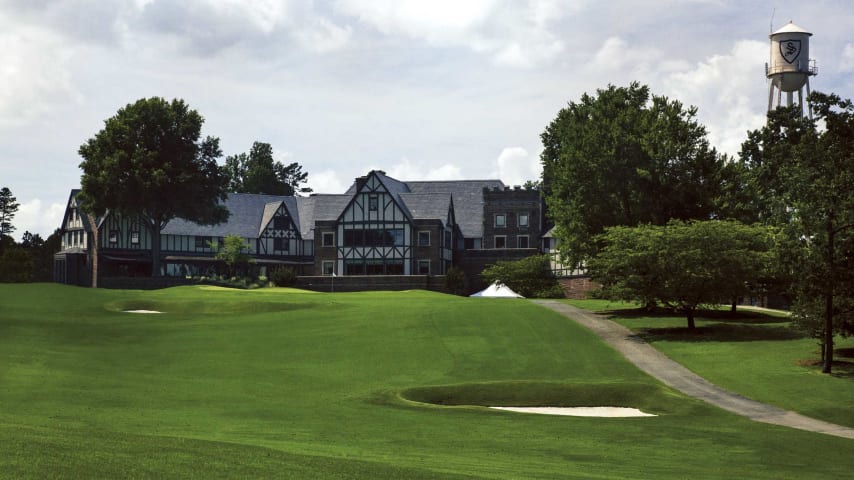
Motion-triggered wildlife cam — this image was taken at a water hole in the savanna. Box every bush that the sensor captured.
[270,267,297,287]
[481,255,563,298]
[0,247,33,283]
[444,266,466,295]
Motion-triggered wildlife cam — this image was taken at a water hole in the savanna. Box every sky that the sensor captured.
[2,0,854,240]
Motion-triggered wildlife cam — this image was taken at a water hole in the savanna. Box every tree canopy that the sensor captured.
[589,220,774,329]
[78,97,229,276]
[540,83,733,268]
[225,141,311,196]
[740,92,854,373]
[0,187,19,237]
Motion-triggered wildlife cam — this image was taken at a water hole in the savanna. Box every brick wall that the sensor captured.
[296,275,448,293]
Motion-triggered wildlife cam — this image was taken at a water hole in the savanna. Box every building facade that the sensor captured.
[54,170,545,287]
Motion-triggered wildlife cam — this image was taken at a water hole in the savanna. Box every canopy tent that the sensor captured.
[470,282,524,298]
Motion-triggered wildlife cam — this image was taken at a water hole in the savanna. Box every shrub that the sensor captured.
[270,267,297,287]
[444,266,466,295]
[481,255,563,298]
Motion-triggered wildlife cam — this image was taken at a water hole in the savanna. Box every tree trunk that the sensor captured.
[730,298,737,316]
[822,223,834,374]
[686,309,696,330]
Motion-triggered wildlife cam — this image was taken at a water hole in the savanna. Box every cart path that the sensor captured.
[532,300,854,440]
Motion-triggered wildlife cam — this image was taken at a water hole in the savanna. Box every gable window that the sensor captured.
[368,195,379,212]
[517,235,529,248]
[274,237,288,252]
[495,214,506,227]
[109,230,118,244]
[131,231,140,245]
[417,259,431,275]
[418,231,430,246]
[195,236,210,249]
[518,213,529,227]
[274,216,289,230]
[494,235,506,249]
[322,232,334,247]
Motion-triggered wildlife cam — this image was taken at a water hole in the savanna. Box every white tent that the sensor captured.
[470,282,524,298]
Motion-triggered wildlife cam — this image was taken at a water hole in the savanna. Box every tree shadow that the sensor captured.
[797,357,854,379]
[604,307,790,326]
[634,323,805,343]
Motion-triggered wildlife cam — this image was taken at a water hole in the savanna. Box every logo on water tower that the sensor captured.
[781,39,802,64]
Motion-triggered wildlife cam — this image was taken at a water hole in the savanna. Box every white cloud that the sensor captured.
[293,17,353,53]
[307,169,348,194]
[841,43,854,72]
[385,158,463,181]
[493,147,540,186]
[0,22,78,128]
[663,40,768,157]
[14,199,66,241]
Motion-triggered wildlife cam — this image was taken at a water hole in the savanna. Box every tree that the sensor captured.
[0,247,33,283]
[214,235,253,277]
[481,254,564,298]
[540,83,731,269]
[78,97,229,277]
[589,220,773,329]
[0,187,19,237]
[225,141,312,195]
[740,93,854,373]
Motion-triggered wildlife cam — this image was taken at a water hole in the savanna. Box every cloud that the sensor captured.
[0,21,78,128]
[492,147,540,186]
[662,40,768,156]
[384,158,464,181]
[841,43,854,72]
[14,199,66,241]
[307,169,348,194]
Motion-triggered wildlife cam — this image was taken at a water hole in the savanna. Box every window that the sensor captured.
[109,231,118,244]
[517,235,529,248]
[417,260,431,275]
[518,213,529,227]
[444,231,451,249]
[495,214,506,227]
[274,237,288,252]
[494,235,506,249]
[418,231,430,246]
[131,231,140,245]
[343,228,404,247]
[368,195,379,211]
[322,232,334,247]
[195,236,209,249]
[322,261,335,276]
[274,216,289,230]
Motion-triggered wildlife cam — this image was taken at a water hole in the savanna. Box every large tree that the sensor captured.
[740,92,854,373]
[78,97,229,277]
[225,141,311,195]
[540,83,731,269]
[0,187,19,238]
[589,220,774,329]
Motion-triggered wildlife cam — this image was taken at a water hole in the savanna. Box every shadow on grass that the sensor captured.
[634,323,805,343]
[605,307,787,325]
[797,357,854,379]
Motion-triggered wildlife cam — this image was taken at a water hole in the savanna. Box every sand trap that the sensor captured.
[123,310,163,314]
[490,406,656,417]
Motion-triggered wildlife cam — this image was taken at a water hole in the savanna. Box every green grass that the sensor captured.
[0,284,851,479]
[567,299,854,427]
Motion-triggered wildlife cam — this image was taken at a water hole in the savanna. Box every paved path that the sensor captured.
[532,300,854,440]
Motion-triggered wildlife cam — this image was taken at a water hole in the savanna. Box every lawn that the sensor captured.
[567,299,854,428]
[0,284,851,479]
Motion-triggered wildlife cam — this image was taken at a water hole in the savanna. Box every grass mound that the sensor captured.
[400,381,691,415]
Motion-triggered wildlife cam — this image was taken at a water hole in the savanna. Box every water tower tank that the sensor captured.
[767,21,813,91]
[766,21,817,117]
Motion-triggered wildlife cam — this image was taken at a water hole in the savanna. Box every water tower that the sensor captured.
[766,21,817,118]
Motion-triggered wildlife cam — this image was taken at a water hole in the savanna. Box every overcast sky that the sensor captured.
[2,0,853,240]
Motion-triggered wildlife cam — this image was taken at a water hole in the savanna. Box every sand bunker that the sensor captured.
[123,310,163,314]
[490,406,656,417]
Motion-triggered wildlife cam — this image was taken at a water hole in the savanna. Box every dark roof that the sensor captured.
[399,193,451,226]
[407,180,504,238]
[161,193,290,238]
[295,195,351,239]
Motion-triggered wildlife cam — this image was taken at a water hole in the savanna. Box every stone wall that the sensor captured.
[295,275,448,293]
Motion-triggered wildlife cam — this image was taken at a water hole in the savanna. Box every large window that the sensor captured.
[518,213,529,227]
[495,214,506,227]
[517,235,529,248]
[344,259,404,275]
[322,232,334,247]
[418,231,430,246]
[195,236,209,249]
[343,228,404,247]
[494,235,506,249]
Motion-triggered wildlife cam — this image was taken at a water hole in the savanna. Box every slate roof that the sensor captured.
[161,193,290,238]
[406,180,504,238]
[295,195,351,239]
[399,193,452,226]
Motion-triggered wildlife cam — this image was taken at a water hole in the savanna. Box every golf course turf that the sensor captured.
[1,284,851,479]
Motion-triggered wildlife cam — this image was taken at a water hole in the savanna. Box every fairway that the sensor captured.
[1,284,852,479]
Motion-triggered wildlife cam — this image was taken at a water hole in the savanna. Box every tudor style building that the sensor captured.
[54,170,544,287]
